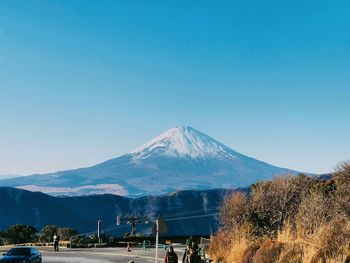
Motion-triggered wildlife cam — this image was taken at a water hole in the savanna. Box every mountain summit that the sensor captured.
[131,126,239,160]
[0,127,300,196]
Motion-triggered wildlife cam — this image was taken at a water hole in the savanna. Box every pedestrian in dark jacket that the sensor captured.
[182,245,190,263]
[185,247,201,263]
[53,233,60,251]
[191,241,199,252]
[164,246,178,263]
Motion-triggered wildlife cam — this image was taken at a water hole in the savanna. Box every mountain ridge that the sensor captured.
[0,126,301,196]
[0,186,239,236]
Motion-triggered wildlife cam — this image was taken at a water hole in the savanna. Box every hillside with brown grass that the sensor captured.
[209,161,350,263]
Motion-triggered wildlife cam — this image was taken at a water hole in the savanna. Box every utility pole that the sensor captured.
[117,213,149,236]
[128,215,137,236]
[97,220,101,244]
[155,218,159,263]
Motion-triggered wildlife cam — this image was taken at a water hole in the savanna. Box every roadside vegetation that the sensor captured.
[0,225,77,245]
[209,161,350,263]
[0,224,139,248]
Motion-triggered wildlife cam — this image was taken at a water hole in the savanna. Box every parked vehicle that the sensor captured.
[0,246,42,263]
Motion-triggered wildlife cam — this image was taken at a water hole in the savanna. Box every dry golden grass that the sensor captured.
[210,212,350,263]
[227,236,249,263]
[210,163,350,263]
[240,244,260,263]
[277,243,303,263]
[253,240,284,263]
[208,231,232,262]
[278,217,350,263]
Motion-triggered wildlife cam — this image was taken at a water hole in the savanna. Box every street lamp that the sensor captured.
[97,220,101,244]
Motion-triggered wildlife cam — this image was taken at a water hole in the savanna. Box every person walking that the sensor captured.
[164,246,178,263]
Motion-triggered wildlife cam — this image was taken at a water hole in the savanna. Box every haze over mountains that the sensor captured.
[0,126,300,196]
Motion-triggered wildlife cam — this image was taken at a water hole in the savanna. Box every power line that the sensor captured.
[164,213,218,222]
[161,207,218,219]
[80,211,218,236]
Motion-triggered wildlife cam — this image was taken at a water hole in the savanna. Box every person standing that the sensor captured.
[53,233,60,251]
[53,234,58,251]
[182,245,191,263]
[186,236,193,247]
[185,247,201,263]
[164,246,178,263]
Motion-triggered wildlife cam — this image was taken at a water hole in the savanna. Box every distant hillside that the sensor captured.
[0,187,242,237]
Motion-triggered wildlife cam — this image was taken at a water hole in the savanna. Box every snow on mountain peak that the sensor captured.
[130,126,238,160]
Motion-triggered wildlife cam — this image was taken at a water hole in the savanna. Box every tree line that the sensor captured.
[0,224,77,245]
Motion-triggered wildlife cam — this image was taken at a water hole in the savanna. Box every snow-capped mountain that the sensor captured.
[130,126,239,159]
[0,126,300,196]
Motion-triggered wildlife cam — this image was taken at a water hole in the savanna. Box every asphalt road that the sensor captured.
[1,246,186,263]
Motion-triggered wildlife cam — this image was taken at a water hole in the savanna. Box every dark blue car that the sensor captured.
[0,247,42,263]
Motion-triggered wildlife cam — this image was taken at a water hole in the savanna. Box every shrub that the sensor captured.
[296,189,335,236]
[2,224,38,244]
[248,175,314,237]
[38,225,59,242]
[240,244,260,263]
[71,234,99,247]
[277,243,303,263]
[208,231,232,262]
[58,227,77,241]
[226,231,250,263]
[209,161,350,263]
[334,161,350,217]
[310,217,350,263]
[39,225,77,242]
[253,240,283,263]
[219,192,248,233]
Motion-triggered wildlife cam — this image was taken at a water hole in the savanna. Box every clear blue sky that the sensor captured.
[0,0,349,175]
